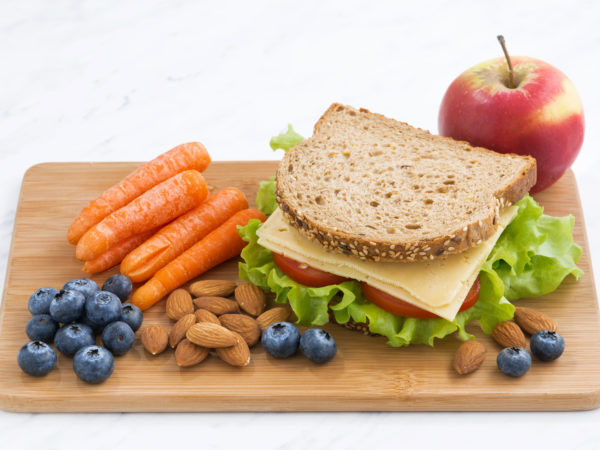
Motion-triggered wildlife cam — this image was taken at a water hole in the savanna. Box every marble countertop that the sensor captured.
[1,1,599,449]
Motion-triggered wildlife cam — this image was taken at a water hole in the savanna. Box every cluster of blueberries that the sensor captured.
[18,274,143,384]
[261,322,337,363]
[496,330,565,377]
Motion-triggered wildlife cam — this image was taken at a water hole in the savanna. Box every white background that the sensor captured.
[1,1,599,449]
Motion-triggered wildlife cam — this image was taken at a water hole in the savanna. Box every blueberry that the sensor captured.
[261,322,300,358]
[102,321,135,356]
[81,314,105,336]
[63,278,99,300]
[28,287,59,315]
[17,341,57,377]
[85,291,122,327]
[73,345,114,384]
[102,275,132,302]
[120,303,143,332]
[299,328,337,364]
[497,347,532,377]
[530,330,565,362]
[54,323,96,357]
[25,314,58,343]
[49,289,86,323]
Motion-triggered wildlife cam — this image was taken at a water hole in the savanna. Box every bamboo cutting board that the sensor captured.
[0,162,599,412]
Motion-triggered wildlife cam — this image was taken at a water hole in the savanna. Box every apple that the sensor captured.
[438,37,584,192]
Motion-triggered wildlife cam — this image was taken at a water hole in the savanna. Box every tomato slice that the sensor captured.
[272,253,351,287]
[361,276,481,319]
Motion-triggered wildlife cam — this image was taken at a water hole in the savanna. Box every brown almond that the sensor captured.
[219,314,261,347]
[234,283,266,316]
[166,289,194,321]
[492,321,526,348]
[193,296,239,315]
[189,279,237,298]
[169,313,197,348]
[194,308,221,325]
[256,307,291,331]
[514,306,558,335]
[453,340,486,375]
[186,322,238,348]
[216,331,251,367]
[141,324,169,355]
[175,338,209,367]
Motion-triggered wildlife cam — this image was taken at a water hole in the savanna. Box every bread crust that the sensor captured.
[275,103,536,262]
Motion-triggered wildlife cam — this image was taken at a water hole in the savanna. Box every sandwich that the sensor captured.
[239,104,583,346]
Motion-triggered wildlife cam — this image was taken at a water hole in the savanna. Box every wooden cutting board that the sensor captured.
[0,162,599,412]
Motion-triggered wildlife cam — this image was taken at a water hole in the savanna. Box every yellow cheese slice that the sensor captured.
[257,207,517,321]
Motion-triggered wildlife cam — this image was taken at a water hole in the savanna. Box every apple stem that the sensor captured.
[497,35,515,88]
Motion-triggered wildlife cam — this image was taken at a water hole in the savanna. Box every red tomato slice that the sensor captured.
[272,253,351,287]
[361,276,481,319]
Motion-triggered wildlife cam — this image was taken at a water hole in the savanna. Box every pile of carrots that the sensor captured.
[69,142,266,311]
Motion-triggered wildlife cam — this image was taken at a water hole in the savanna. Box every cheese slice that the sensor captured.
[257,207,517,321]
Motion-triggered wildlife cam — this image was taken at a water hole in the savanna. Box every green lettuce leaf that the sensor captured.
[256,177,277,215]
[269,125,304,151]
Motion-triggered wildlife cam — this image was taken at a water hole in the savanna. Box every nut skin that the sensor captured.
[216,331,251,367]
[256,307,291,331]
[219,314,261,347]
[234,284,266,317]
[169,313,197,348]
[186,322,238,348]
[492,321,526,348]
[141,324,169,355]
[194,308,221,326]
[453,340,486,375]
[514,306,558,335]
[175,339,209,367]
[165,289,194,321]
[192,297,239,315]
[189,280,237,298]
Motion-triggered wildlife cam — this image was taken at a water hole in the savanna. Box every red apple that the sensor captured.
[438,50,584,192]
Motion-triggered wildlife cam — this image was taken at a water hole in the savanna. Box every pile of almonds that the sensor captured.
[453,306,558,375]
[140,280,291,367]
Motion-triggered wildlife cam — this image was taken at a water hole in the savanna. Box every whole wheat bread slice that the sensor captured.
[275,103,536,262]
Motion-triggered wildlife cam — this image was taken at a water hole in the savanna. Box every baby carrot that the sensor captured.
[82,228,158,274]
[120,187,248,282]
[131,208,266,311]
[67,142,210,245]
[76,170,209,261]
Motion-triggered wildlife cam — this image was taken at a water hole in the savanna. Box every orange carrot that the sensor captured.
[67,142,211,245]
[131,209,266,311]
[82,228,158,274]
[121,187,248,282]
[76,170,209,261]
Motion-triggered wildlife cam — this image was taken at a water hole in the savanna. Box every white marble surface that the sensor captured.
[1,1,600,448]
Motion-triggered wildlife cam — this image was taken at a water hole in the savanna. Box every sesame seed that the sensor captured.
[450,234,456,239]
[429,255,434,260]
[370,242,376,246]
[390,244,396,250]
[448,246,455,251]
[444,240,450,246]
[423,246,431,251]
[476,239,482,245]
[419,252,426,256]
[381,252,387,257]
[463,227,468,232]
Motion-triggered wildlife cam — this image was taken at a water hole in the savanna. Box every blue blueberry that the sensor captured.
[530,330,565,362]
[102,321,135,356]
[81,314,105,336]
[102,275,132,302]
[28,287,59,315]
[73,345,114,384]
[299,328,337,364]
[497,347,532,377]
[261,322,300,358]
[17,341,57,377]
[54,323,95,357]
[63,278,99,300]
[120,303,143,332]
[85,291,122,327]
[25,314,58,343]
[49,289,86,323]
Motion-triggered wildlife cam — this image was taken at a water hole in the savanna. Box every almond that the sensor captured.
[169,313,197,348]
[256,307,291,331]
[186,322,238,348]
[166,289,194,321]
[194,308,221,325]
[219,314,261,347]
[189,279,237,298]
[453,340,486,375]
[175,338,209,367]
[492,321,526,348]
[193,296,239,315]
[514,306,558,335]
[216,331,251,367]
[141,324,169,355]
[234,283,266,316]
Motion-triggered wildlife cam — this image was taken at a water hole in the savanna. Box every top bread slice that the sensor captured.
[275,103,536,262]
